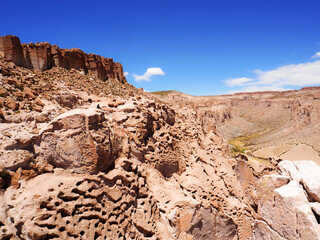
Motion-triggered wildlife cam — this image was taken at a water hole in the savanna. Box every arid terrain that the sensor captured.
[153,88,320,166]
[1,35,320,240]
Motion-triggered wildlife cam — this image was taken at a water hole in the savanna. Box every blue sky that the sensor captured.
[1,0,320,95]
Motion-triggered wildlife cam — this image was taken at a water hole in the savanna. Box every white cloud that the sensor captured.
[225,77,254,87]
[225,60,320,93]
[312,52,320,59]
[132,67,165,82]
[124,72,129,76]
[255,61,320,86]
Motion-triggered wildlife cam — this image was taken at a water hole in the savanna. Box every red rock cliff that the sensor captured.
[0,35,126,83]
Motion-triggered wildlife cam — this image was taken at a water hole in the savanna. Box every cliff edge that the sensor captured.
[0,35,126,83]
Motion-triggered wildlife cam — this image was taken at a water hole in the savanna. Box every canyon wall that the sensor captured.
[0,35,126,83]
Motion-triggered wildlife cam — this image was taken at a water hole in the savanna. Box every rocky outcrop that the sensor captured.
[34,108,118,174]
[257,180,320,239]
[0,43,255,239]
[291,161,320,201]
[0,161,160,239]
[0,35,26,67]
[254,161,320,239]
[0,35,126,83]
[3,38,320,239]
[0,87,259,239]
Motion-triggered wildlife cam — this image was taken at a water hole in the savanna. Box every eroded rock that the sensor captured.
[258,181,320,239]
[0,35,127,83]
[34,108,119,174]
[294,160,320,202]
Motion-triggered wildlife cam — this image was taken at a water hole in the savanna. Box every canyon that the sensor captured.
[0,36,320,240]
[153,89,320,166]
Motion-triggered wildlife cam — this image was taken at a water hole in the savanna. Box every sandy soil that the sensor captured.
[252,144,294,159]
[252,143,320,166]
[279,143,320,165]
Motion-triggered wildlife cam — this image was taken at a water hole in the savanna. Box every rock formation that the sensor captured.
[253,161,320,239]
[1,37,320,239]
[0,35,126,83]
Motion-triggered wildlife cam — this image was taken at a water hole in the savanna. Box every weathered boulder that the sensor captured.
[22,86,36,99]
[258,181,320,239]
[309,202,320,218]
[294,160,320,202]
[187,207,238,240]
[278,160,301,182]
[169,205,238,240]
[55,93,79,108]
[0,150,33,171]
[34,108,120,174]
[5,97,19,110]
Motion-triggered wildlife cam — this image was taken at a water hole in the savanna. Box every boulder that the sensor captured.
[187,208,238,240]
[23,87,36,99]
[55,93,79,108]
[309,202,320,218]
[258,181,320,239]
[278,160,301,182]
[5,98,19,110]
[35,108,120,174]
[294,160,320,201]
[0,150,33,170]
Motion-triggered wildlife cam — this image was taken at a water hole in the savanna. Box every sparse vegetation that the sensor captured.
[229,130,270,165]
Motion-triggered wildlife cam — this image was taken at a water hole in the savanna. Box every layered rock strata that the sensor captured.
[0,35,126,83]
